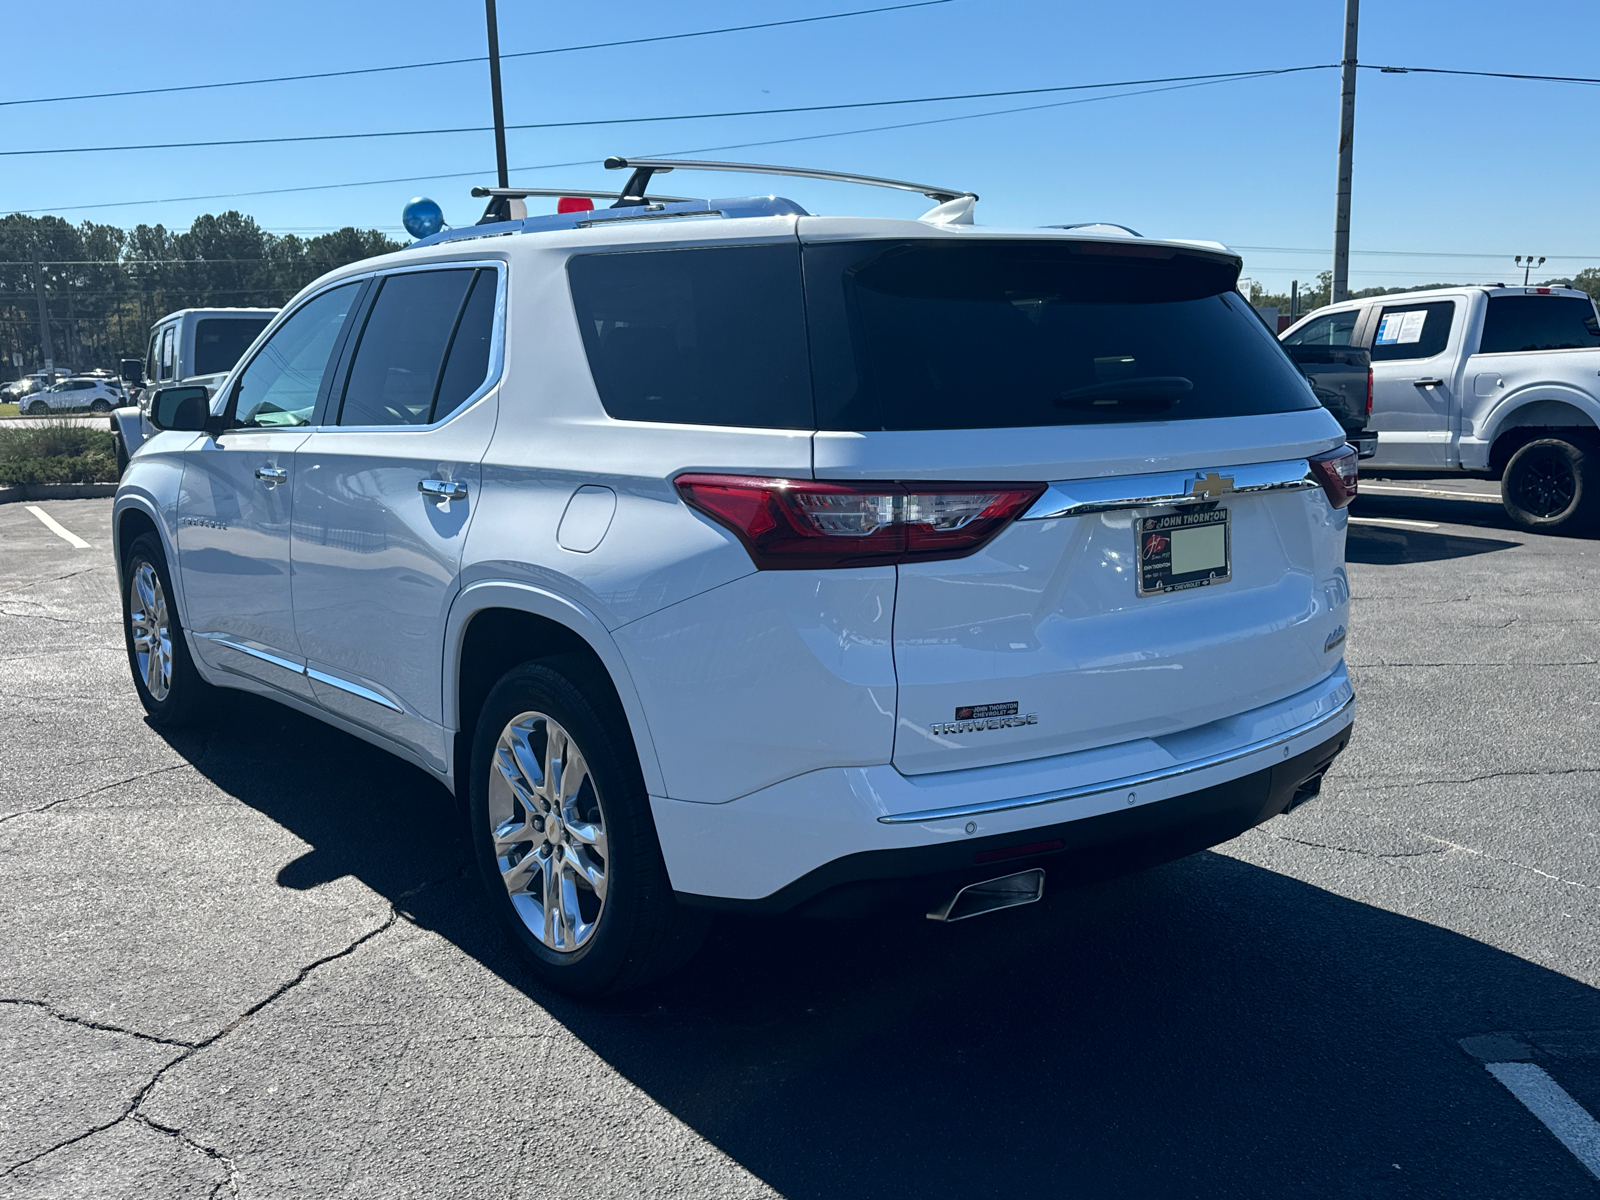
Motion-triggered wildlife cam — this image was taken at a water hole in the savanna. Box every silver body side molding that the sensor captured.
[1021,458,1319,521]
[877,695,1354,825]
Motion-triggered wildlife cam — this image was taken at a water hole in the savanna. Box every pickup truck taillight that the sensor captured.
[1308,445,1359,509]
[676,474,1044,569]
[1366,367,1373,416]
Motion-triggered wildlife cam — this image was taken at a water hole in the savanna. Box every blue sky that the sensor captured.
[5,0,1597,292]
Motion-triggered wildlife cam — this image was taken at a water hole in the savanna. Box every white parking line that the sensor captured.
[1485,1061,1600,1181]
[1349,517,1441,530]
[1360,483,1501,504]
[24,505,91,550]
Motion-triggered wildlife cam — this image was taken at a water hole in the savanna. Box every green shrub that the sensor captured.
[0,421,119,485]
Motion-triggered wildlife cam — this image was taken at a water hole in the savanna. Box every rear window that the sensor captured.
[1479,295,1600,354]
[194,317,271,376]
[567,244,812,429]
[803,240,1316,430]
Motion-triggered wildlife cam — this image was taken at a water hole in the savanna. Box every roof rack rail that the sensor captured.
[471,185,696,223]
[602,156,975,208]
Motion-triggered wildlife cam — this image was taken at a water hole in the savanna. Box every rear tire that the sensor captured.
[468,658,708,996]
[1501,437,1599,535]
[90,399,112,414]
[122,533,221,727]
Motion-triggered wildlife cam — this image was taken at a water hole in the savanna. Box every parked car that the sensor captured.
[1,377,42,405]
[1281,285,1600,532]
[112,306,276,469]
[21,376,125,415]
[1280,317,1376,458]
[114,159,1356,995]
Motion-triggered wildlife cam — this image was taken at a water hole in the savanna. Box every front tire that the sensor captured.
[1501,437,1599,535]
[122,532,219,726]
[468,659,707,996]
[26,401,47,416]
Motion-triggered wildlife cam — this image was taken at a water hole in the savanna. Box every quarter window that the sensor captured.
[159,327,176,381]
[1479,296,1600,354]
[337,268,494,427]
[231,283,361,428]
[1370,301,1455,362]
[1283,310,1358,347]
[567,245,813,429]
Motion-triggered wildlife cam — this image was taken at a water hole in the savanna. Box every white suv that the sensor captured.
[114,159,1358,995]
[23,376,124,414]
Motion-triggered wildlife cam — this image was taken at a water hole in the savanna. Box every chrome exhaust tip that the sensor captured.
[926,868,1045,922]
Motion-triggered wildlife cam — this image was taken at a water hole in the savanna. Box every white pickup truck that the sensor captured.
[1281,285,1600,533]
[113,307,275,472]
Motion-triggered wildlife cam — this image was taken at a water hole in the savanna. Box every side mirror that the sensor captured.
[149,386,212,432]
[120,358,145,386]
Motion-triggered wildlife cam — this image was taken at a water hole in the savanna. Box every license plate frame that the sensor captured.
[1136,507,1231,596]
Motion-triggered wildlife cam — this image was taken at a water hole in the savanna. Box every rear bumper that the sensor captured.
[1351,431,1378,459]
[656,666,1354,911]
[679,723,1351,916]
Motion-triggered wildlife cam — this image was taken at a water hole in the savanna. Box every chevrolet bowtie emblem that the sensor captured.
[1189,472,1235,498]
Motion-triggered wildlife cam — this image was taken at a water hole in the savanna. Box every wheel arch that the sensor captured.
[444,582,666,799]
[1484,396,1600,477]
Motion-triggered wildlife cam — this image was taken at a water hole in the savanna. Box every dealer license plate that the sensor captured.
[1137,508,1231,596]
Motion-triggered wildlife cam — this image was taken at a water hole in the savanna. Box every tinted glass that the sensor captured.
[194,317,271,376]
[159,327,175,381]
[338,269,475,427]
[232,283,359,428]
[432,269,497,421]
[1283,310,1358,347]
[804,240,1315,430]
[146,333,159,382]
[1479,295,1600,354]
[567,244,812,428]
[1370,301,1454,361]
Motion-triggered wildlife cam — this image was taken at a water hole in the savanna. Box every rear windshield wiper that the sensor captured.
[1053,377,1193,412]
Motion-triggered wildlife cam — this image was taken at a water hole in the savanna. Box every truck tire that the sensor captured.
[1500,437,1600,535]
[114,430,129,477]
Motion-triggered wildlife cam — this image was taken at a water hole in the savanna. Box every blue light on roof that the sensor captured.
[402,197,445,240]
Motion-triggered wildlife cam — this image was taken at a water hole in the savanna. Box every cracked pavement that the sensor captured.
[3,490,1600,1198]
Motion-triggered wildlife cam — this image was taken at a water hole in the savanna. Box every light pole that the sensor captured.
[1515,255,1546,286]
[485,0,509,190]
[1331,0,1360,304]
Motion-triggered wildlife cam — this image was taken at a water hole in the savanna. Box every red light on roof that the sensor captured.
[558,197,595,214]
[1537,287,1552,294]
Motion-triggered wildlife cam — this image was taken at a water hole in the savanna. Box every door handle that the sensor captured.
[1412,378,1445,388]
[419,479,467,502]
[255,466,287,485]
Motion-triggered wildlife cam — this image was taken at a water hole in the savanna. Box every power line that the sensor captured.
[14,70,1305,216]
[0,66,1334,159]
[0,1,956,110]
[1364,63,1600,86]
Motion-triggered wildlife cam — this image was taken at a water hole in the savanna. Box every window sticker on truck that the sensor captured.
[1376,310,1427,345]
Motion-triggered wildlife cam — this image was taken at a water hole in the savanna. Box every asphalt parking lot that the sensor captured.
[3,484,1599,1199]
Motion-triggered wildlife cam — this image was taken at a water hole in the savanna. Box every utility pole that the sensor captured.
[484,0,510,190]
[1332,0,1359,304]
[29,248,56,381]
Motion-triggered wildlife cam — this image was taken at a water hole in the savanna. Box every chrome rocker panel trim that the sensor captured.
[877,694,1355,825]
[1021,457,1318,521]
[192,632,404,712]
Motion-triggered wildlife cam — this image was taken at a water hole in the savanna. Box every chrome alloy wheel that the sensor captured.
[488,711,609,952]
[128,561,173,702]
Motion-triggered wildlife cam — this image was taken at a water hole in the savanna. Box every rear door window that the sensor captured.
[567,244,812,429]
[337,268,483,427]
[195,317,272,376]
[1283,310,1359,346]
[1370,301,1455,361]
[803,239,1315,430]
[1478,295,1600,354]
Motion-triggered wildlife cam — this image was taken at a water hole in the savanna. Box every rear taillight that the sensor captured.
[675,475,1044,569]
[1308,445,1359,509]
[1366,367,1373,416]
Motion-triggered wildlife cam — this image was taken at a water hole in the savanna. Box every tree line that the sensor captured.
[0,211,401,379]
[1248,267,1600,319]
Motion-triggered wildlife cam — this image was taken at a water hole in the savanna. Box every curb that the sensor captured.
[0,482,118,504]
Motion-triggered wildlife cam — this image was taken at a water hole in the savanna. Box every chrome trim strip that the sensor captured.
[306,667,404,713]
[877,695,1354,825]
[1021,457,1318,521]
[193,632,304,676]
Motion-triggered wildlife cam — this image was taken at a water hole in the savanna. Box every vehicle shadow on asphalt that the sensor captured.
[156,696,1600,1199]
[1347,523,1521,565]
